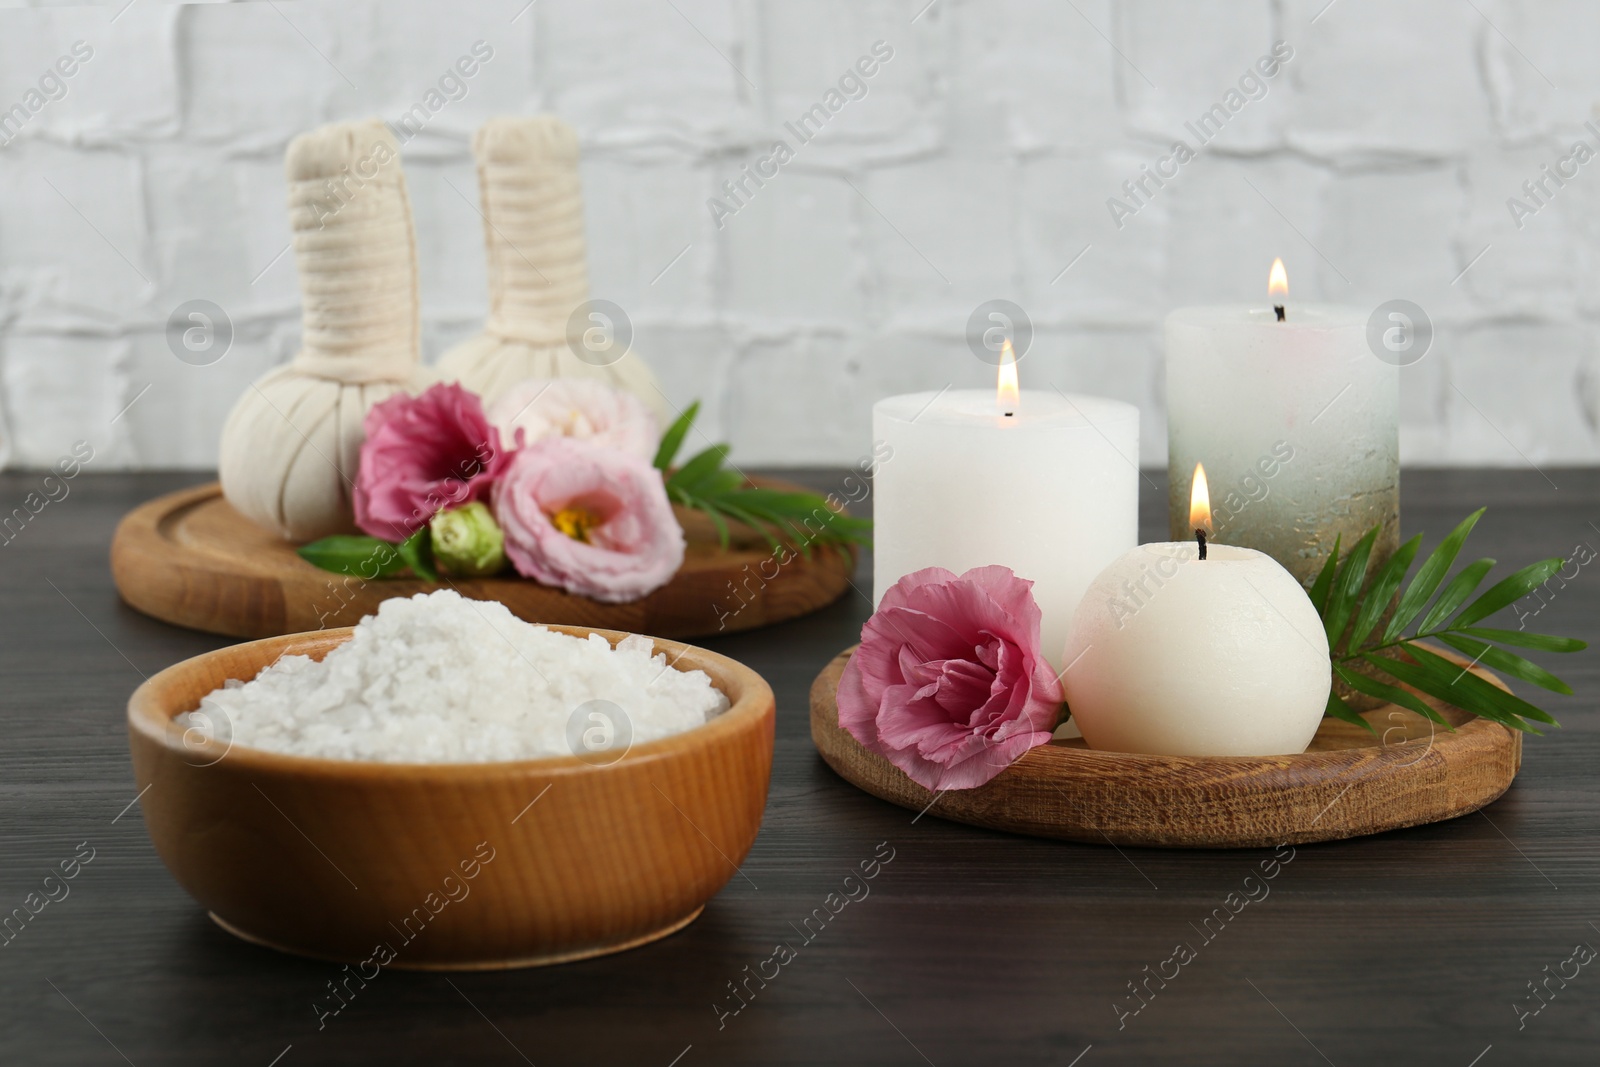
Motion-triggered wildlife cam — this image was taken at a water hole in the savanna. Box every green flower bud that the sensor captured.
[429,502,506,577]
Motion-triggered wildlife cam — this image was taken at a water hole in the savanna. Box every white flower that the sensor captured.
[487,378,659,461]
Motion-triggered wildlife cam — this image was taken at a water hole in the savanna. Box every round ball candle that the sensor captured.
[1061,473,1331,756]
[1165,259,1399,589]
[872,358,1139,668]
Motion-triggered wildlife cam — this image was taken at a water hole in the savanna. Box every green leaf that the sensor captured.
[656,405,872,551]
[668,443,732,494]
[735,490,869,544]
[720,487,871,553]
[818,514,874,546]
[695,468,746,498]
[728,488,833,512]
[653,400,699,471]
[296,535,407,578]
[713,500,786,554]
[1365,646,1553,732]
[691,496,732,548]
[1333,662,1450,726]
[1324,690,1377,734]
[728,490,832,534]
[1349,533,1423,649]
[729,500,814,555]
[1386,508,1484,641]
[1457,627,1587,654]
[1449,558,1564,629]
[1314,507,1584,735]
[1415,558,1495,634]
[1308,533,1341,616]
[397,527,438,582]
[1403,644,1558,727]
[1324,525,1379,648]
[1362,653,1529,732]
[1434,632,1573,695]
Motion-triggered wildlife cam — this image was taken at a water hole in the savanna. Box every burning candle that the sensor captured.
[1165,259,1399,588]
[1060,466,1331,756]
[871,346,1139,668]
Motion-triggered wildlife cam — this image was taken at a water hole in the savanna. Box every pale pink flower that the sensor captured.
[492,436,685,603]
[837,566,1063,791]
[487,378,658,462]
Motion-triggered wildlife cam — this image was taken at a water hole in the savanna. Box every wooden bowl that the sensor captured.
[811,647,1521,849]
[128,625,775,969]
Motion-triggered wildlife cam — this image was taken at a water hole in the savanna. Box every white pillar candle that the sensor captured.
[872,382,1139,669]
[1165,261,1398,588]
[1061,540,1331,756]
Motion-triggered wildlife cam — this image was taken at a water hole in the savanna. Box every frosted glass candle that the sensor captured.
[872,390,1139,668]
[1062,541,1331,756]
[1165,305,1399,588]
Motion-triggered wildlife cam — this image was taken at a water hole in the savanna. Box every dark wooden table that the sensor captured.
[2,469,1596,1066]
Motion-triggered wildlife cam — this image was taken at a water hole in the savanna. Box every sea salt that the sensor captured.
[179,590,730,763]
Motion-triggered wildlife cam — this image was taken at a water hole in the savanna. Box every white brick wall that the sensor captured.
[1,0,1597,470]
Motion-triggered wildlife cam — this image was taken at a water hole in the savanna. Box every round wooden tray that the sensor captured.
[809,648,1522,848]
[112,481,854,639]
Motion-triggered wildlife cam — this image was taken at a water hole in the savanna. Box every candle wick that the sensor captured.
[1274,304,1286,322]
[1195,529,1207,560]
[1004,411,1014,418]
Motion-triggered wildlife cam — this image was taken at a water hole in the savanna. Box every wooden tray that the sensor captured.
[113,481,854,639]
[809,648,1522,848]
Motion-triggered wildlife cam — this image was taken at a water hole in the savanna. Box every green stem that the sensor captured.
[1336,630,1452,665]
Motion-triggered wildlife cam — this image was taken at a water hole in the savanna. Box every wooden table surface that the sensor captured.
[2,468,1596,1066]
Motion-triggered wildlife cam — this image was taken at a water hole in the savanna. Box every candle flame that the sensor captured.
[997,338,1019,414]
[1268,257,1288,299]
[1189,462,1213,534]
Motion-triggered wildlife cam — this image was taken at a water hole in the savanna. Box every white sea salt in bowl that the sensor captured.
[127,591,776,970]
[177,591,732,763]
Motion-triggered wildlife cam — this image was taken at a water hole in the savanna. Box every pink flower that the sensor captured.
[492,436,685,603]
[353,383,517,541]
[837,566,1063,791]
[487,378,659,462]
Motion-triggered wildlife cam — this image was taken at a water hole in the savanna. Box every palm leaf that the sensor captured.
[653,404,871,551]
[1457,626,1586,653]
[705,469,748,496]
[714,500,786,554]
[1366,646,1553,732]
[653,401,699,470]
[1415,558,1495,634]
[1403,644,1558,726]
[1362,653,1531,732]
[1316,509,1582,734]
[1308,533,1342,616]
[1385,508,1484,641]
[1434,633,1573,695]
[1333,663,1450,727]
[1349,533,1423,648]
[1449,558,1564,629]
[669,443,732,493]
[677,492,731,547]
[1324,690,1376,734]
[1324,526,1379,647]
